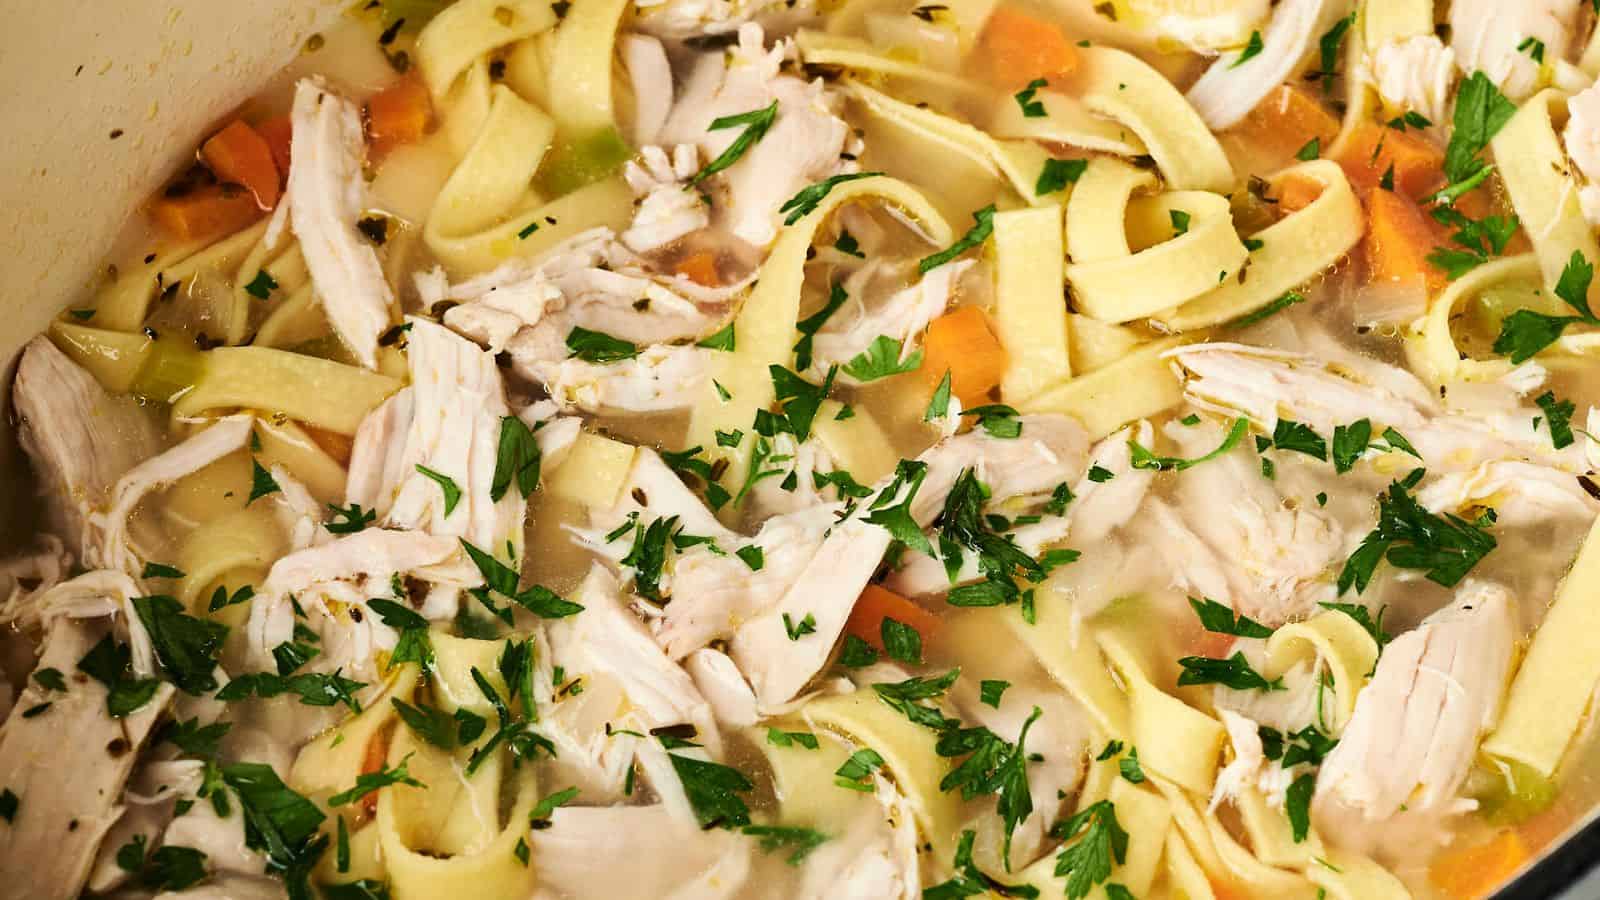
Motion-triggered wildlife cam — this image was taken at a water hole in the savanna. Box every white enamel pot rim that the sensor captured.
[0,0,340,526]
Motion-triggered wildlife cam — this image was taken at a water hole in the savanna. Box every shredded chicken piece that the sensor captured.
[531,805,751,898]
[621,144,710,254]
[1128,0,1270,52]
[1315,581,1516,855]
[1449,0,1580,101]
[1369,35,1457,124]
[284,77,394,368]
[661,25,854,247]
[1563,82,1600,227]
[810,261,972,384]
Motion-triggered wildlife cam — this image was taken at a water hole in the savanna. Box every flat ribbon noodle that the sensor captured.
[1021,336,1187,439]
[1415,253,1542,385]
[687,175,952,496]
[1154,160,1363,331]
[416,0,558,99]
[993,205,1071,402]
[1261,609,1380,736]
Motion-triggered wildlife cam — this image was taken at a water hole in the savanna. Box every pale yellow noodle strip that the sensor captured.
[1483,514,1600,777]
[1098,627,1225,795]
[416,0,557,99]
[253,283,324,350]
[1204,811,1322,899]
[1235,787,1325,869]
[1582,16,1600,77]
[813,399,899,486]
[502,32,557,114]
[1001,585,1131,738]
[255,416,349,503]
[423,84,557,272]
[174,507,285,610]
[796,30,987,97]
[993,205,1071,401]
[417,635,509,855]
[1325,4,1375,162]
[1165,828,1219,900]
[1306,848,1412,900]
[1073,45,1234,192]
[846,81,1050,205]
[226,241,308,346]
[1154,160,1363,332]
[95,220,270,333]
[293,665,421,797]
[1070,190,1248,323]
[543,431,638,508]
[171,346,402,436]
[1021,336,1186,439]
[543,0,631,138]
[1067,313,1144,374]
[687,176,951,497]
[1065,157,1158,265]
[378,728,538,900]
[753,724,859,832]
[1261,609,1379,736]
[988,88,1149,157]
[1414,254,1541,385]
[802,689,965,858]
[1493,89,1600,312]
[49,320,151,392]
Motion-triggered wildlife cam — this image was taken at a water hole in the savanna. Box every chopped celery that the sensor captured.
[1472,758,1557,826]
[131,339,208,405]
[377,0,451,30]
[536,127,634,196]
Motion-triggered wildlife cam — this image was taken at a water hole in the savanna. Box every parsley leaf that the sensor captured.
[565,326,638,362]
[140,561,185,579]
[779,172,885,224]
[838,634,878,667]
[1286,772,1315,843]
[1270,419,1327,460]
[1226,291,1304,329]
[881,617,923,664]
[843,335,923,382]
[247,459,281,504]
[1130,417,1247,471]
[697,321,736,351]
[1231,30,1264,67]
[1331,418,1372,473]
[743,825,830,865]
[1188,596,1273,638]
[1036,158,1088,195]
[132,594,228,695]
[1337,476,1497,593]
[920,205,996,274]
[793,281,849,372]
[490,416,541,502]
[782,612,818,640]
[670,754,754,828]
[1177,652,1284,691]
[329,754,423,806]
[244,270,278,300]
[980,679,1010,708]
[1443,71,1518,187]
[1013,78,1047,117]
[834,748,885,791]
[325,503,376,534]
[688,101,778,186]
[1052,800,1129,900]
[414,464,461,516]
[1295,137,1321,161]
[1536,391,1576,449]
[925,370,954,421]
[962,404,1022,439]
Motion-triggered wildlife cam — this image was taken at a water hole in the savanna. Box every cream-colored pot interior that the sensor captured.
[0,0,340,536]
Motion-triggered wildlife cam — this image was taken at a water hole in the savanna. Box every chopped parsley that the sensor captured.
[843,335,923,382]
[1494,251,1600,361]
[925,370,954,421]
[1036,157,1088,196]
[1189,596,1273,638]
[980,679,1010,708]
[1226,291,1304,329]
[140,561,184,579]
[1130,417,1247,471]
[779,172,885,224]
[490,415,541,502]
[766,727,820,749]
[1440,72,1517,199]
[565,326,638,362]
[1286,772,1315,842]
[1295,137,1321,161]
[697,321,736,351]
[1176,652,1284,691]
[1338,475,1497,594]
[782,612,817,640]
[838,634,878,667]
[1231,31,1264,68]
[793,281,849,372]
[833,748,885,792]
[687,101,778,187]
[1331,418,1372,473]
[963,404,1022,438]
[1536,390,1576,449]
[1118,748,1145,784]
[1051,800,1129,900]
[414,464,461,515]
[325,502,376,534]
[919,205,996,274]
[132,594,228,695]
[670,754,754,828]
[329,754,423,807]
[881,617,923,663]
[244,270,278,300]
[1013,78,1047,118]
[1269,419,1327,460]
[247,459,281,504]
[743,825,830,865]
[1169,209,1191,236]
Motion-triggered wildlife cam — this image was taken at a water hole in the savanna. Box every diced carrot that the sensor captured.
[1272,173,1325,214]
[1334,120,1447,200]
[366,76,433,158]
[1208,878,1248,900]
[1364,188,1445,293]
[303,424,354,466]
[845,584,943,651]
[1430,831,1531,900]
[978,6,1080,90]
[256,115,293,178]
[1227,84,1341,161]
[358,724,393,817]
[149,185,265,242]
[673,251,721,287]
[921,306,1008,407]
[201,120,281,210]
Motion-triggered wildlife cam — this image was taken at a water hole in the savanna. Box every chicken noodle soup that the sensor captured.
[8,0,1600,898]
